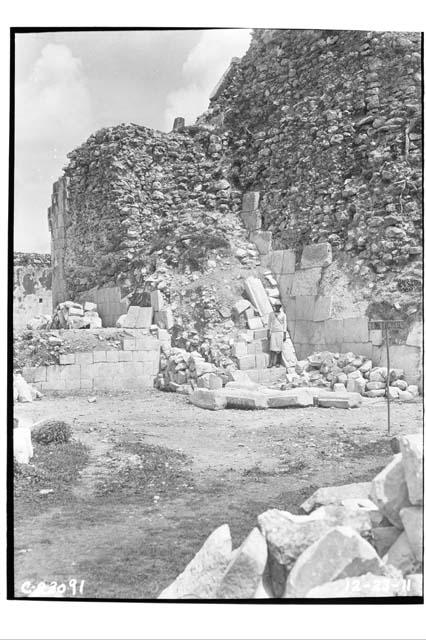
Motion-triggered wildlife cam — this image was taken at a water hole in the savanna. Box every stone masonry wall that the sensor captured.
[13,253,52,330]
[200,29,422,321]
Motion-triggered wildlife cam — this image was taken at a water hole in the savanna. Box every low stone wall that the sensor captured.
[22,332,162,392]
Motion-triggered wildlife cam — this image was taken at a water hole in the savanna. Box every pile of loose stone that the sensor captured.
[159,433,423,599]
[29,301,103,330]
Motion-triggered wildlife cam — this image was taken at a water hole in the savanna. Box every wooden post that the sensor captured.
[384,322,391,436]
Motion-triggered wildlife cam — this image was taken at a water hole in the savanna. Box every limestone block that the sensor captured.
[310,322,326,345]
[369,454,411,528]
[123,306,140,328]
[158,524,232,598]
[249,230,272,255]
[371,526,401,557]
[122,338,136,351]
[80,378,94,390]
[370,329,383,346]
[216,528,267,599]
[281,339,298,368]
[247,317,264,330]
[197,373,223,390]
[313,296,332,322]
[295,296,315,321]
[399,433,423,505]
[106,350,119,362]
[282,296,296,321]
[233,299,251,314]
[318,392,362,409]
[347,377,366,395]
[294,320,313,345]
[343,317,369,343]
[285,526,384,598]
[406,322,422,348]
[189,389,227,411]
[118,350,132,362]
[135,336,161,351]
[400,507,422,562]
[253,328,268,340]
[300,243,332,269]
[291,268,322,296]
[84,301,97,312]
[264,388,314,408]
[23,366,47,383]
[150,290,165,312]
[278,274,295,298]
[59,353,75,365]
[405,574,423,596]
[242,191,260,212]
[216,388,269,409]
[135,307,154,328]
[232,342,248,357]
[300,482,372,513]
[305,573,407,598]
[383,531,418,575]
[74,352,93,365]
[255,353,268,369]
[244,276,273,317]
[14,426,33,464]
[324,318,344,344]
[241,210,261,232]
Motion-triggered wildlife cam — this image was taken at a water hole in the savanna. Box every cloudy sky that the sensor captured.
[14,29,252,253]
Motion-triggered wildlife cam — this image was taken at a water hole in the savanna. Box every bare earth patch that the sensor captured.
[13,389,422,599]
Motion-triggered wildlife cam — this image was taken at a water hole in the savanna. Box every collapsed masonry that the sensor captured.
[44,28,422,390]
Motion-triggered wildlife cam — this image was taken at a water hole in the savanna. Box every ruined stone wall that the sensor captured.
[13,253,52,330]
[201,29,422,320]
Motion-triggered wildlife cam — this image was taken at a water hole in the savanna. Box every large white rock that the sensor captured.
[305,573,407,598]
[216,528,267,599]
[400,507,422,562]
[158,524,232,599]
[301,482,372,513]
[188,389,227,411]
[285,526,385,598]
[399,434,423,505]
[262,388,314,408]
[13,426,33,464]
[383,532,418,575]
[369,454,411,528]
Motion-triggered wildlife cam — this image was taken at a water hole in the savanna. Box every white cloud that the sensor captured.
[15,43,93,147]
[164,29,251,130]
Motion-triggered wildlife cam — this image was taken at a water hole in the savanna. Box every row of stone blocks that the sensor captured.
[287,317,371,345]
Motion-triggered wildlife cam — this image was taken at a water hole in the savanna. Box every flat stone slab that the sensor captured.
[301,243,332,269]
[371,526,401,557]
[216,388,269,410]
[263,388,314,408]
[189,389,227,411]
[158,524,232,598]
[301,481,372,513]
[318,392,362,409]
[245,276,273,317]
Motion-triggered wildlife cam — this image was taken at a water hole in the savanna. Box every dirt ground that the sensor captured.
[13,389,423,600]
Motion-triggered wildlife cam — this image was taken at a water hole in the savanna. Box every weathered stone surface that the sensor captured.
[158,524,232,598]
[244,276,273,317]
[400,507,422,562]
[242,191,260,212]
[383,531,419,575]
[197,373,223,390]
[216,388,268,409]
[285,526,385,598]
[305,573,407,598]
[369,454,411,528]
[189,389,227,411]
[399,433,423,505]
[313,296,332,321]
[301,243,332,269]
[290,267,322,296]
[216,528,267,599]
[263,388,314,408]
[371,526,401,557]
[249,230,272,255]
[318,392,362,409]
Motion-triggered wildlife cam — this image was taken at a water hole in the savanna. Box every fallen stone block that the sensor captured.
[371,526,401,557]
[399,433,423,505]
[197,373,223,390]
[400,507,422,562]
[231,342,248,357]
[301,243,332,269]
[245,276,273,317]
[366,381,386,391]
[216,528,267,599]
[290,267,322,296]
[285,526,385,598]
[333,383,348,394]
[216,388,269,410]
[83,301,97,312]
[370,454,412,528]
[189,389,227,411]
[365,389,386,398]
[301,481,372,513]
[250,230,272,255]
[242,191,260,212]
[233,299,251,315]
[407,385,419,397]
[150,290,165,312]
[263,388,314,408]
[383,531,419,575]
[247,317,264,330]
[318,392,362,409]
[387,386,400,400]
[236,355,257,370]
[158,524,232,598]
[227,370,253,385]
[305,573,407,598]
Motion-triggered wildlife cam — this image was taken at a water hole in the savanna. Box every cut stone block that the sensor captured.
[241,210,261,232]
[253,328,268,340]
[295,296,315,321]
[233,299,251,315]
[278,274,295,298]
[123,305,140,328]
[324,318,344,344]
[197,373,223,390]
[216,528,267,599]
[399,433,423,505]
[216,388,269,410]
[255,353,269,369]
[400,507,422,562]
[301,243,332,269]
[150,290,165,312]
[285,526,384,598]
[347,377,366,395]
[264,388,314,408]
[232,342,248,357]
[83,301,97,312]
[343,317,369,343]
[305,573,407,598]
[405,573,423,596]
[290,268,322,296]
[59,353,75,365]
[383,531,418,575]
[281,339,298,368]
[249,230,272,255]
[242,191,260,212]
[318,392,362,409]
[371,526,401,557]
[158,524,232,598]
[75,352,93,365]
[236,354,256,370]
[370,329,383,346]
[189,389,227,411]
[300,482,372,514]
[245,276,273,317]
[247,317,264,330]
[155,308,173,329]
[369,454,411,528]
[313,296,332,322]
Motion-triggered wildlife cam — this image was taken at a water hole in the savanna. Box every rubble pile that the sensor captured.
[159,433,423,599]
[199,29,422,319]
[155,347,226,394]
[50,301,102,329]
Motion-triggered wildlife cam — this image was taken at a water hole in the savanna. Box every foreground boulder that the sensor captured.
[216,528,267,599]
[399,434,423,505]
[383,532,419,575]
[285,526,385,598]
[369,454,411,528]
[300,482,371,513]
[400,507,422,562]
[158,524,232,598]
[371,526,401,557]
[188,389,227,411]
[305,573,407,598]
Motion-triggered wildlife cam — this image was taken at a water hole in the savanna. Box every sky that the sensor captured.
[13,29,252,253]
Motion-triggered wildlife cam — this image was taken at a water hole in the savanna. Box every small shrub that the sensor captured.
[32,420,72,445]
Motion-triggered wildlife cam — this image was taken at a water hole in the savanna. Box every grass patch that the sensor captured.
[14,440,90,520]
